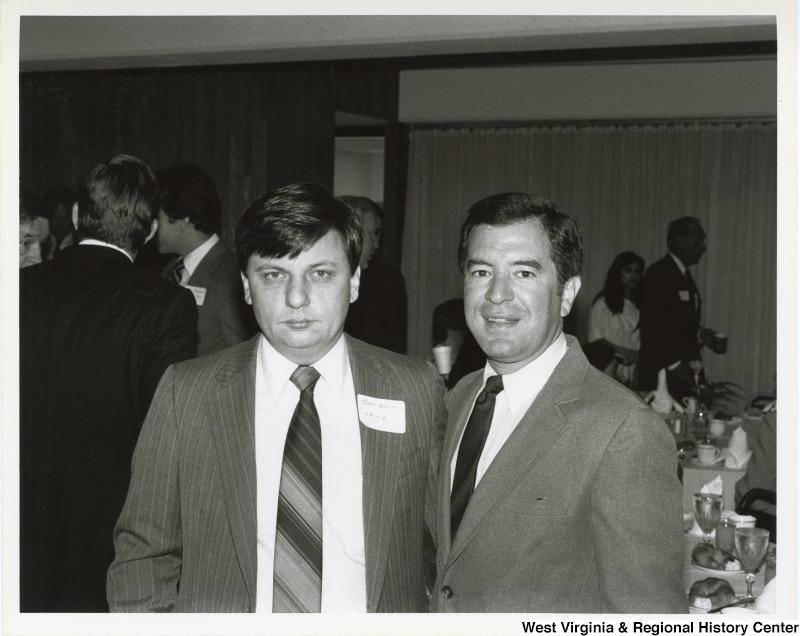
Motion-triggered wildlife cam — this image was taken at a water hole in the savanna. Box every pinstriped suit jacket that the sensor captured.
[107,335,445,612]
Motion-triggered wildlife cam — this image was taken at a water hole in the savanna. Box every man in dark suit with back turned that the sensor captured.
[638,216,721,400]
[432,193,686,613]
[20,154,198,612]
[108,183,445,612]
[156,163,257,357]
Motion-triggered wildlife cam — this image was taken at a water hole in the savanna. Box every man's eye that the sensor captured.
[262,272,282,280]
[517,270,535,278]
[311,270,331,279]
[469,269,490,278]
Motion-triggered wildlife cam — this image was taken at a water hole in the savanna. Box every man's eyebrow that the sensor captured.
[514,259,544,270]
[466,258,492,268]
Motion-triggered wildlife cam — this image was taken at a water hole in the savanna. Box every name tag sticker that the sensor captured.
[187,285,207,306]
[357,395,406,434]
[679,290,690,302]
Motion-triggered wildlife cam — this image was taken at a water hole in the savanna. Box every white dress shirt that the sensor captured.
[78,238,133,262]
[255,334,366,613]
[450,332,567,490]
[176,233,220,284]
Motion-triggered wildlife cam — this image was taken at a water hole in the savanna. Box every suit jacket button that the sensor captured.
[440,586,453,599]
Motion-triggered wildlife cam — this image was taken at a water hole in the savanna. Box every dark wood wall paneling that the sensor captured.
[20,65,336,245]
[333,65,407,268]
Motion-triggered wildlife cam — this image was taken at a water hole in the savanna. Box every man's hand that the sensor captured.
[698,327,716,348]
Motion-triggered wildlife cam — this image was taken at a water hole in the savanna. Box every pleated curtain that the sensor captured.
[402,123,777,397]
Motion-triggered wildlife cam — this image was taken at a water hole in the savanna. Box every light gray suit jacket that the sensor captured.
[108,335,445,612]
[432,335,687,613]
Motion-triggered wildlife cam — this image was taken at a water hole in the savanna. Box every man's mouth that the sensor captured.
[485,316,518,325]
[285,320,313,329]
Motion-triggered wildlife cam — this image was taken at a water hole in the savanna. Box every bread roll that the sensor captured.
[692,542,739,570]
[689,577,736,610]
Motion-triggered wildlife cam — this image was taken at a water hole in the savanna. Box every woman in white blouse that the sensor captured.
[587,251,644,387]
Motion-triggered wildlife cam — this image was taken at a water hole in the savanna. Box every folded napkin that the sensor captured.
[646,368,685,416]
[755,577,776,613]
[725,426,752,468]
[688,476,724,536]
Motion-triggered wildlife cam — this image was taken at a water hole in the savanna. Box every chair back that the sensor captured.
[735,487,776,543]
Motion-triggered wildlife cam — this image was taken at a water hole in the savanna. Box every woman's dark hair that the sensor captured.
[592,251,645,314]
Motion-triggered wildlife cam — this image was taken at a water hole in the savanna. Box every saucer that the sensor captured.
[690,456,725,466]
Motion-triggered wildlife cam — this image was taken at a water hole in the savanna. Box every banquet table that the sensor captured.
[674,416,759,513]
[680,460,746,513]
[683,534,770,612]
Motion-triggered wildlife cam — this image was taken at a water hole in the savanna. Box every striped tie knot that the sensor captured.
[290,366,320,392]
[171,257,186,285]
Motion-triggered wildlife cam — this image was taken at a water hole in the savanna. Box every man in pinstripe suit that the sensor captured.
[108,183,445,613]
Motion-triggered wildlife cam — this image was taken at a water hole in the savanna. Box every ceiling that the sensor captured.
[19,15,777,73]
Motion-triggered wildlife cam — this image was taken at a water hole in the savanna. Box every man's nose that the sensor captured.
[286,278,310,308]
[486,275,513,304]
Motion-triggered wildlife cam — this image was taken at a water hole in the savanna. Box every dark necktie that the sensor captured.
[171,257,186,285]
[273,366,323,612]
[450,375,504,540]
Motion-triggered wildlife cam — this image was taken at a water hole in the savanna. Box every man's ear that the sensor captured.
[349,267,361,304]
[560,276,581,318]
[143,219,158,244]
[71,202,79,231]
[241,272,252,305]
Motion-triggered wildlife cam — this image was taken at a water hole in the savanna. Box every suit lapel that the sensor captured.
[445,338,586,567]
[437,371,482,569]
[345,336,404,612]
[187,240,224,287]
[206,337,260,610]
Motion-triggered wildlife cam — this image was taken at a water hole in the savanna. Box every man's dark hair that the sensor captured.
[337,195,384,220]
[156,163,221,235]
[457,192,582,289]
[236,183,363,274]
[40,186,77,217]
[583,340,616,373]
[76,154,158,254]
[667,216,701,250]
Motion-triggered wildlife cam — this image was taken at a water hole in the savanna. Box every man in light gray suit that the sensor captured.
[108,183,445,612]
[432,193,687,613]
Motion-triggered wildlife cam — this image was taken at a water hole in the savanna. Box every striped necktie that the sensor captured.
[450,374,504,540]
[171,257,186,285]
[273,365,323,612]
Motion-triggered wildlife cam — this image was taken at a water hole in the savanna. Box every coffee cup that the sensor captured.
[696,443,721,464]
[682,396,698,414]
[711,332,728,354]
[432,345,453,375]
[709,418,726,438]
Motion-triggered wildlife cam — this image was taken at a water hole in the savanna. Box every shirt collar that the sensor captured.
[257,332,349,402]
[668,251,688,276]
[482,332,567,416]
[184,233,220,276]
[78,239,133,262]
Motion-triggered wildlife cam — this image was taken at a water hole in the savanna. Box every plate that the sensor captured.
[689,456,726,466]
[691,561,744,574]
[688,596,751,613]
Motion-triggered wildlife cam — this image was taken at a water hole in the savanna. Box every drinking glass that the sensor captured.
[735,527,770,600]
[692,414,709,443]
[693,493,723,543]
